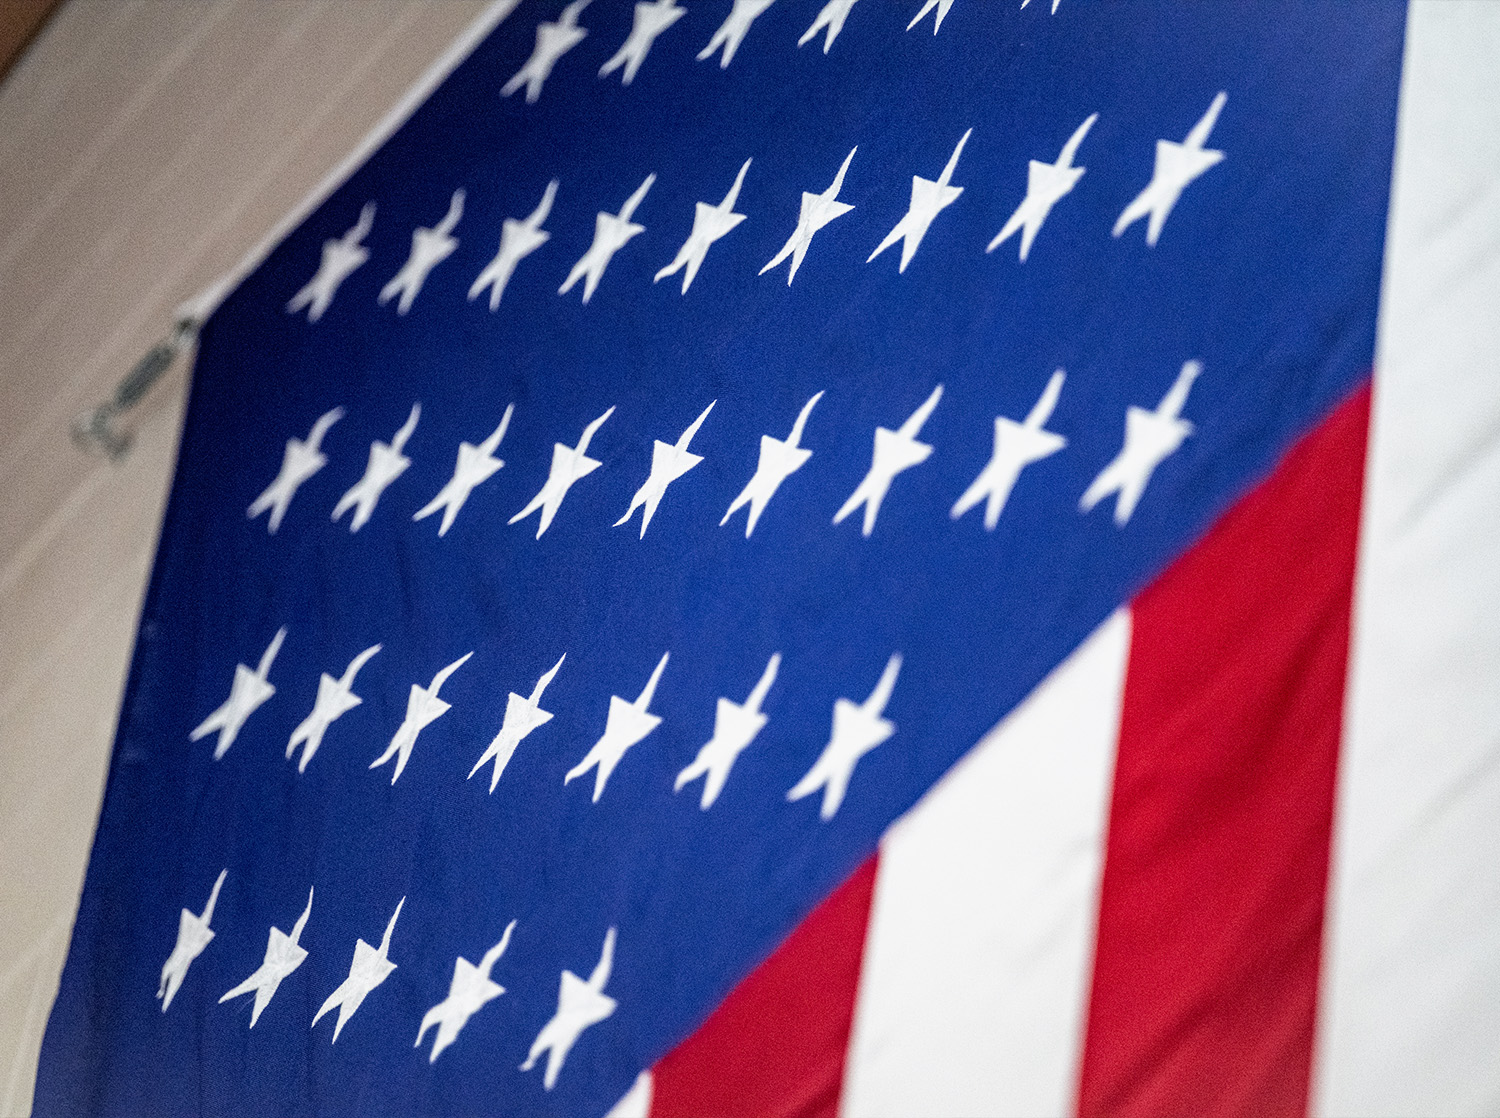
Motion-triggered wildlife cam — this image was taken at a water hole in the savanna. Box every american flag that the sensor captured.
[35,1,1430,1115]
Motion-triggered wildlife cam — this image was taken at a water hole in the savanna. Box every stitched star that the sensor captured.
[761,147,857,285]
[521,927,620,1090]
[509,407,615,538]
[286,204,374,322]
[416,921,516,1062]
[834,385,943,537]
[191,628,286,760]
[469,182,557,309]
[951,370,1067,528]
[614,401,715,537]
[675,653,780,809]
[989,113,1096,261]
[1080,360,1200,525]
[413,407,513,537]
[599,0,685,84]
[219,888,313,1026]
[1114,92,1227,246]
[157,870,226,1011]
[287,644,381,772]
[697,0,776,68]
[312,898,404,1043]
[721,391,822,537]
[799,0,860,53]
[560,175,655,304]
[565,654,669,802]
[655,159,750,294]
[247,409,342,533]
[868,129,970,273]
[503,0,590,104]
[333,404,420,531]
[788,655,901,820]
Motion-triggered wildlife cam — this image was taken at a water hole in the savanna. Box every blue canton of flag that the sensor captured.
[35,1,1403,1115]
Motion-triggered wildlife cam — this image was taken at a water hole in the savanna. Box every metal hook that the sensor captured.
[72,317,199,460]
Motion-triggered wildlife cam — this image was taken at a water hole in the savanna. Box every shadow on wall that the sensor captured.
[0,0,65,85]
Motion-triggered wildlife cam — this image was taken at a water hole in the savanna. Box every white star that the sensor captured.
[788,654,900,820]
[469,182,557,310]
[509,406,615,538]
[469,654,566,792]
[799,0,860,53]
[416,920,516,1063]
[951,369,1067,529]
[868,129,970,273]
[414,406,514,537]
[1020,0,1063,15]
[287,644,382,773]
[219,887,313,1027]
[379,191,464,314]
[503,0,590,103]
[565,653,668,802]
[988,113,1096,261]
[332,404,420,532]
[655,159,751,294]
[1113,92,1227,246]
[521,927,619,1090]
[906,0,953,34]
[615,401,715,537]
[600,0,685,85]
[191,627,286,760]
[721,390,822,537]
[560,175,655,304]
[674,653,780,809]
[370,652,473,783]
[1081,359,1200,525]
[697,0,776,68]
[760,147,857,285]
[312,897,404,1043]
[157,870,226,1012]
[286,204,375,322]
[834,385,942,536]
[248,408,343,533]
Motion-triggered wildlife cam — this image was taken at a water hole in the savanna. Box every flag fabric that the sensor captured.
[35,0,1480,1114]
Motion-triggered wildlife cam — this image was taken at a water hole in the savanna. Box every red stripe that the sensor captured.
[650,857,878,1118]
[1076,386,1371,1117]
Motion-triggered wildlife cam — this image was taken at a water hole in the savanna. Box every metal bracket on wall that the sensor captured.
[71,318,199,460]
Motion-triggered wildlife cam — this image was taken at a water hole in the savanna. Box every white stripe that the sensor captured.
[841,611,1129,1118]
[605,1070,652,1118]
[1314,4,1500,1115]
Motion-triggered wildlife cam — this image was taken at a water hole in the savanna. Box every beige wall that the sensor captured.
[0,2,65,81]
[0,3,487,1110]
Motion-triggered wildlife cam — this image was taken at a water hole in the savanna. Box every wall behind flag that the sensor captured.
[0,2,490,1111]
[0,0,63,83]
